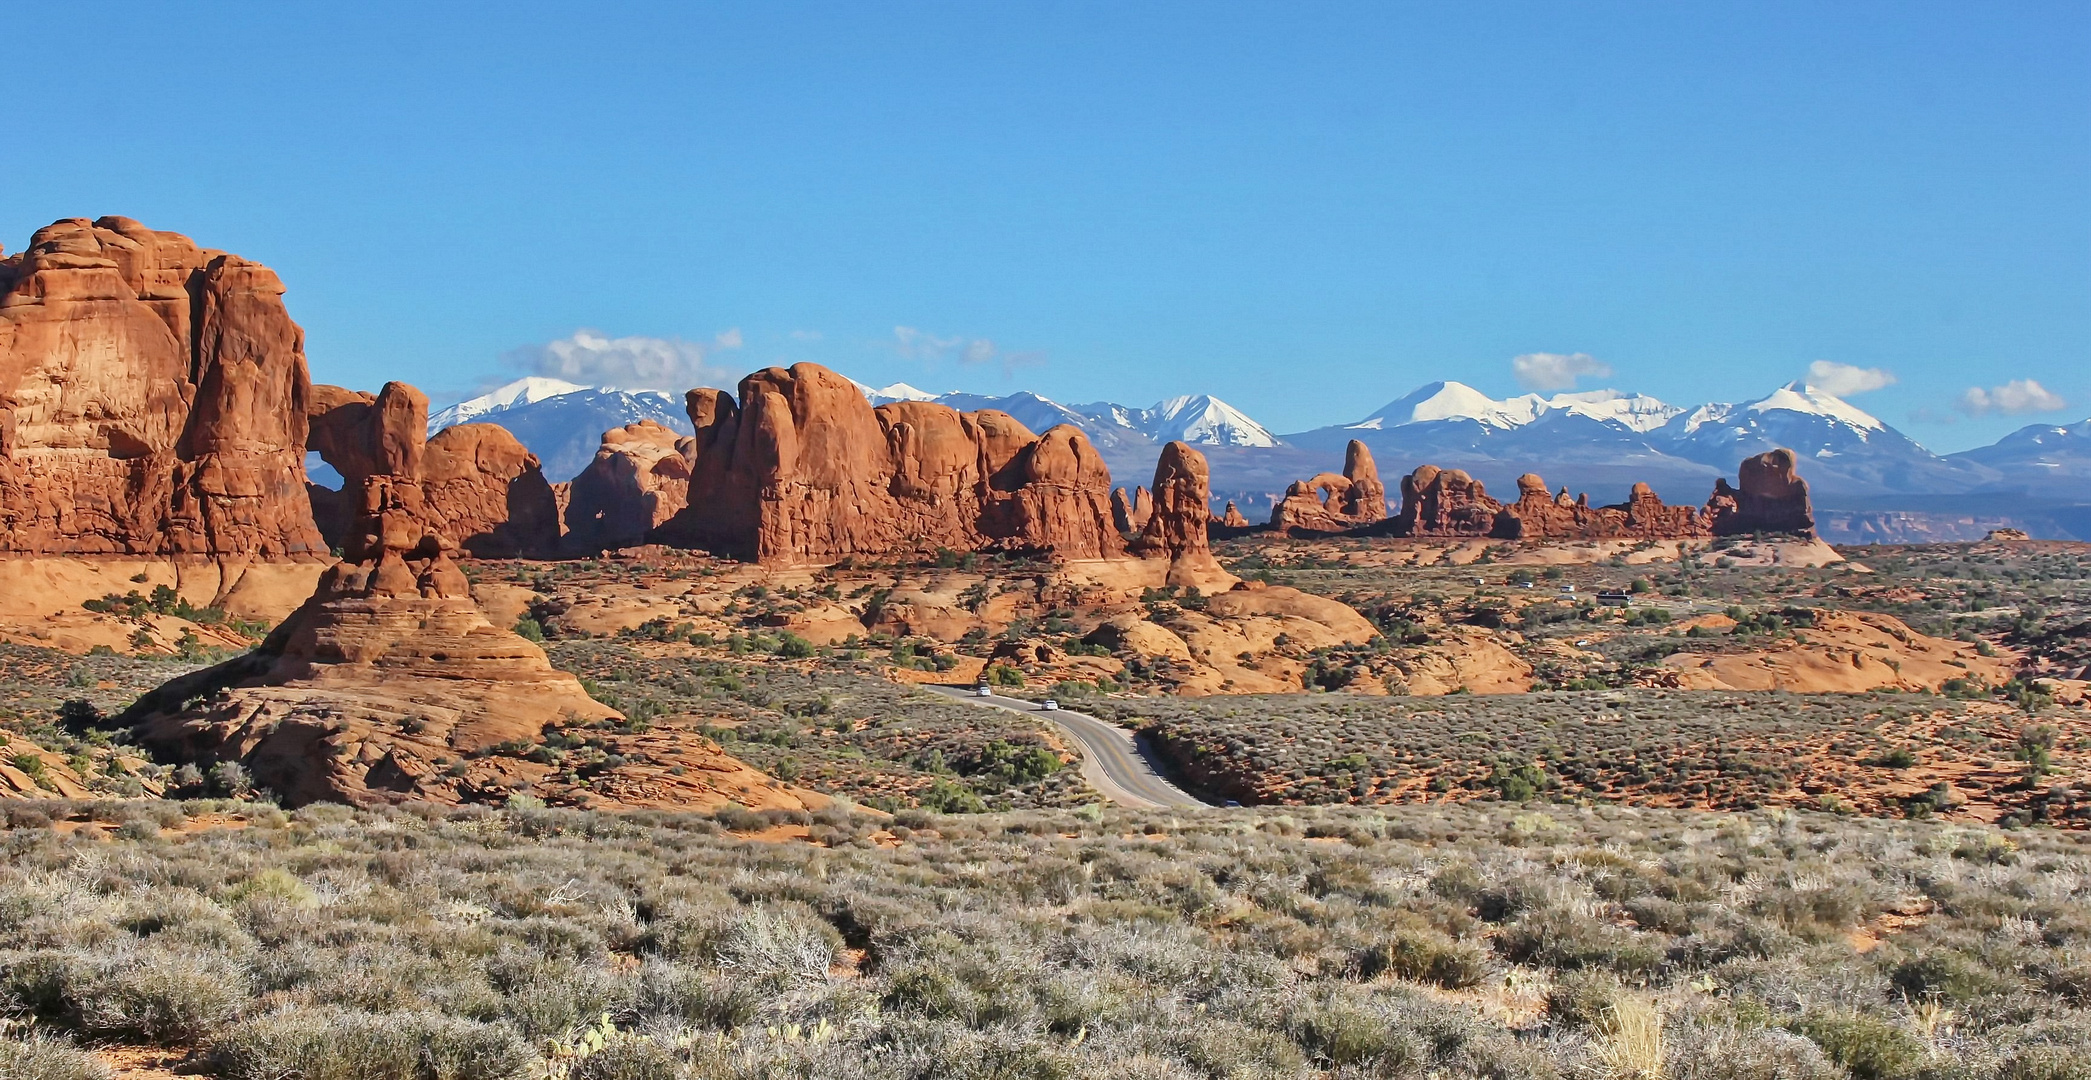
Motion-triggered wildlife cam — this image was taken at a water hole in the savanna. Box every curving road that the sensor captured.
[923,685,1207,809]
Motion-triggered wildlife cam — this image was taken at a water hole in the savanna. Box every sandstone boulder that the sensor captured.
[658,363,1122,565]
[563,419,692,552]
[1131,441,1233,586]
[0,217,325,557]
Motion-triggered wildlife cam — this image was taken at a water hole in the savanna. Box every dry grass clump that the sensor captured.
[0,799,2085,1078]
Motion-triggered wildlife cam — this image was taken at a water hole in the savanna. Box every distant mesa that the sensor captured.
[1366,447,1815,541]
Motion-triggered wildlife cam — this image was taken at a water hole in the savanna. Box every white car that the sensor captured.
[975,685,993,697]
[1041,699,1060,711]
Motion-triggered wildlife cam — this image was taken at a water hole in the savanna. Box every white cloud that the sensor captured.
[502,329,736,392]
[1805,360,1896,397]
[1957,379,2067,417]
[894,326,1041,373]
[1511,352,1611,391]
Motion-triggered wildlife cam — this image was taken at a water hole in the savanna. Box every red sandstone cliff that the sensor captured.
[0,217,325,557]
[657,363,1123,565]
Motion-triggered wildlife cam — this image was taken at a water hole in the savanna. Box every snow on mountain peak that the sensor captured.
[1144,394,1278,447]
[862,382,943,404]
[1352,381,1679,433]
[1751,381,1884,432]
[429,376,591,430]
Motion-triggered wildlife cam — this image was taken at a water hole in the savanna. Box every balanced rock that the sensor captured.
[563,419,692,553]
[308,382,558,557]
[0,217,325,557]
[658,363,1122,564]
[1270,439,1388,533]
[1709,449,1815,537]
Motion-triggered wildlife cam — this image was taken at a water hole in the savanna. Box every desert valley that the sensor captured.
[0,214,2085,1080]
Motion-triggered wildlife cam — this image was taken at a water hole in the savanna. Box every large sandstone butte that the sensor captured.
[0,217,325,557]
[307,381,559,557]
[1382,450,1816,541]
[656,363,1122,565]
[1270,439,1388,534]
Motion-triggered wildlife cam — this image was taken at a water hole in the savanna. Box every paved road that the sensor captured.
[923,685,1208,809]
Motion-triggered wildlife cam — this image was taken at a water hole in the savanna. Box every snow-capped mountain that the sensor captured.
[1114,395,1279,448]
[1346,382,1683,433]
[429,378,690,482]
[427,377,591,431]
[1288,378,1999,499]
[1948,418,2091,490]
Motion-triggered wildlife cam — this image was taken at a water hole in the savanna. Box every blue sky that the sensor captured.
[5,1,2085,450]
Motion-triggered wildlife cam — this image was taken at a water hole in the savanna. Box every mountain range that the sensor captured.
[429,376,2091,540]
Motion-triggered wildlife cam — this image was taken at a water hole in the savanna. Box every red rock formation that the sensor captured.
[1709,449,1816,537]
[1270,439,1389,533]
[120,477,617,806]
[1131,441,1233,585]
[1219,501,1250,528]
[1392,465,1505,537]
[658,363,1123,565]
[563,419,692,553]
[1496,474,1712,540]
[1111,485,1154,535]
[0,217,326,557]
[1385,451,1814,541]
[307,382,558,557]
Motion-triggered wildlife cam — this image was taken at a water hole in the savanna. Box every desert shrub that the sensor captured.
[209,1008,535,1080]
[66,946,249,1043]
[568,1035,681,1080]
[1358,927,1491,989]
[0,1031,112,1080]
[1790,1011,1923,1080]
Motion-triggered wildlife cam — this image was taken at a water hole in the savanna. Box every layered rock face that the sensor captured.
[0,217,325,557]
[120,477,621,807]
[1270,439,1388,533]
[308,382,558,557]
[563,419,691,553]
[659,363,1122,565]
[1709,449,1815,537]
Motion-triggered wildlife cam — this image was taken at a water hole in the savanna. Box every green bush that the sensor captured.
[209,1008,535,1080]
[1792,1011,1923,1080]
